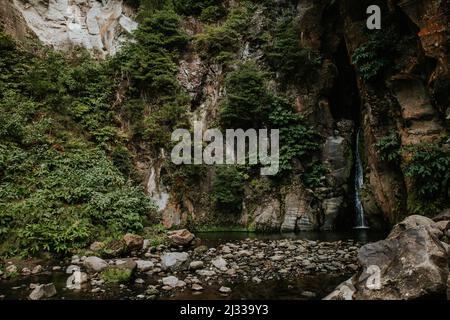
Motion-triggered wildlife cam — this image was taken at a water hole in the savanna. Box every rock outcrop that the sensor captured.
[325,215,450,300]
[2,0,137,56]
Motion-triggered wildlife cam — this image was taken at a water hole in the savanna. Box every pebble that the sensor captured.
[189,261,204,270]
[219,286,232,293]
[191,284,204,291]
[31,265,43,274]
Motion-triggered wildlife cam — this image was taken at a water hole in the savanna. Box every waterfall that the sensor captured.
[354,128,369,229]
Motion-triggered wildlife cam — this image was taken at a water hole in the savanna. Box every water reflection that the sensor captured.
[197,229,387,248]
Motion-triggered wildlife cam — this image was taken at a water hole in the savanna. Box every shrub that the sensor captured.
[174,0,221,16]
[268,96,321,173]
[195,8,249,63]
[212,166,245,214]
[219,63,271,129]
[351,27,400,82]
[264,15,321,81]
[403,142,450,200]
[375,131,401,164]
[117,10,188,97]
[0,147,156,256]
[101,268,133,284]
[199,5,226,22]
[304,161,328,188]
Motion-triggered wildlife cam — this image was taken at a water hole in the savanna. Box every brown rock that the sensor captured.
[167,229,195,246]
[90,241,105,252]
[433,209,450,222]
[123,234,144,251]
[435,220,450,232]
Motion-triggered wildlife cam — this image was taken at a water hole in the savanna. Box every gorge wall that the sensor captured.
[2,0,448,233]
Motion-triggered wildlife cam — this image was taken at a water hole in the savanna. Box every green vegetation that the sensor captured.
[268,96,321,173]
[219,63,271,129]
[0,7,192,257]
[218,63,321,175]
[303,161,328,188]
[264,14,321,82]
[351,27,401,82]
[174,0,225,21]
[101,268,133,284]
[142,224,167,246]
[114,9,190,154]
[375,131,401,164]
[0,32,157,257]
[195,7,250,64]
[211,166,245,214]
[403,142,450,201]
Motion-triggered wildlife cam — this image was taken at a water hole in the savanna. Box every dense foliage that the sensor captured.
[0,32,156,257]
[264,14,321,82]
[211,166,245,214]
[351,28,400,82]
[219,63,271,129]
[375,131,401,164]
[403,142,450,201]
[195,7,250,64]
[219,63,321,175]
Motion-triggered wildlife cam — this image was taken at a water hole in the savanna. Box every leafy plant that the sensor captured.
[304,161,328,188]
[375,131,401,164]
[264,14,321,81]
[268,96,321,173]
[101,268,133,284]
[195,7,250,64]
[219,63,271,129]
[403,142,450,200]
[351,27,400,82]
[211,166,245,214]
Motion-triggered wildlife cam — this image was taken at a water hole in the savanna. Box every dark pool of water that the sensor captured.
[0,271,349,300]
[197,229,387,248]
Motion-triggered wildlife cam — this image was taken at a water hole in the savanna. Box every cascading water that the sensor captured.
[354,128,369,229]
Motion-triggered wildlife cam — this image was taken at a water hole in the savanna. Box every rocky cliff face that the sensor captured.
[2,0,448,232]
[1,0,137,55]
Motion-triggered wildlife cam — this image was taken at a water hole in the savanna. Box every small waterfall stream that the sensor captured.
[354,128,369,229]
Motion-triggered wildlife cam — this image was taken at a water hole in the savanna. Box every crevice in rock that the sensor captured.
[329,39,361,125]
[328,38,363,230]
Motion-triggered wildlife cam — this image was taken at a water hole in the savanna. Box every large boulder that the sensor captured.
[113,258,137,272]
[389,215,443,239]
[325,216,449,300]
[167,229,195,246]
[136,260,154,272]
[161,252,190,271]
[123,233,144,252]
[29,283,57,300]
[84,256,108,273]
[433,209,450,222]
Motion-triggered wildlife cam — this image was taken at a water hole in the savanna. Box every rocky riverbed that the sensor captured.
[0,233,368,300]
